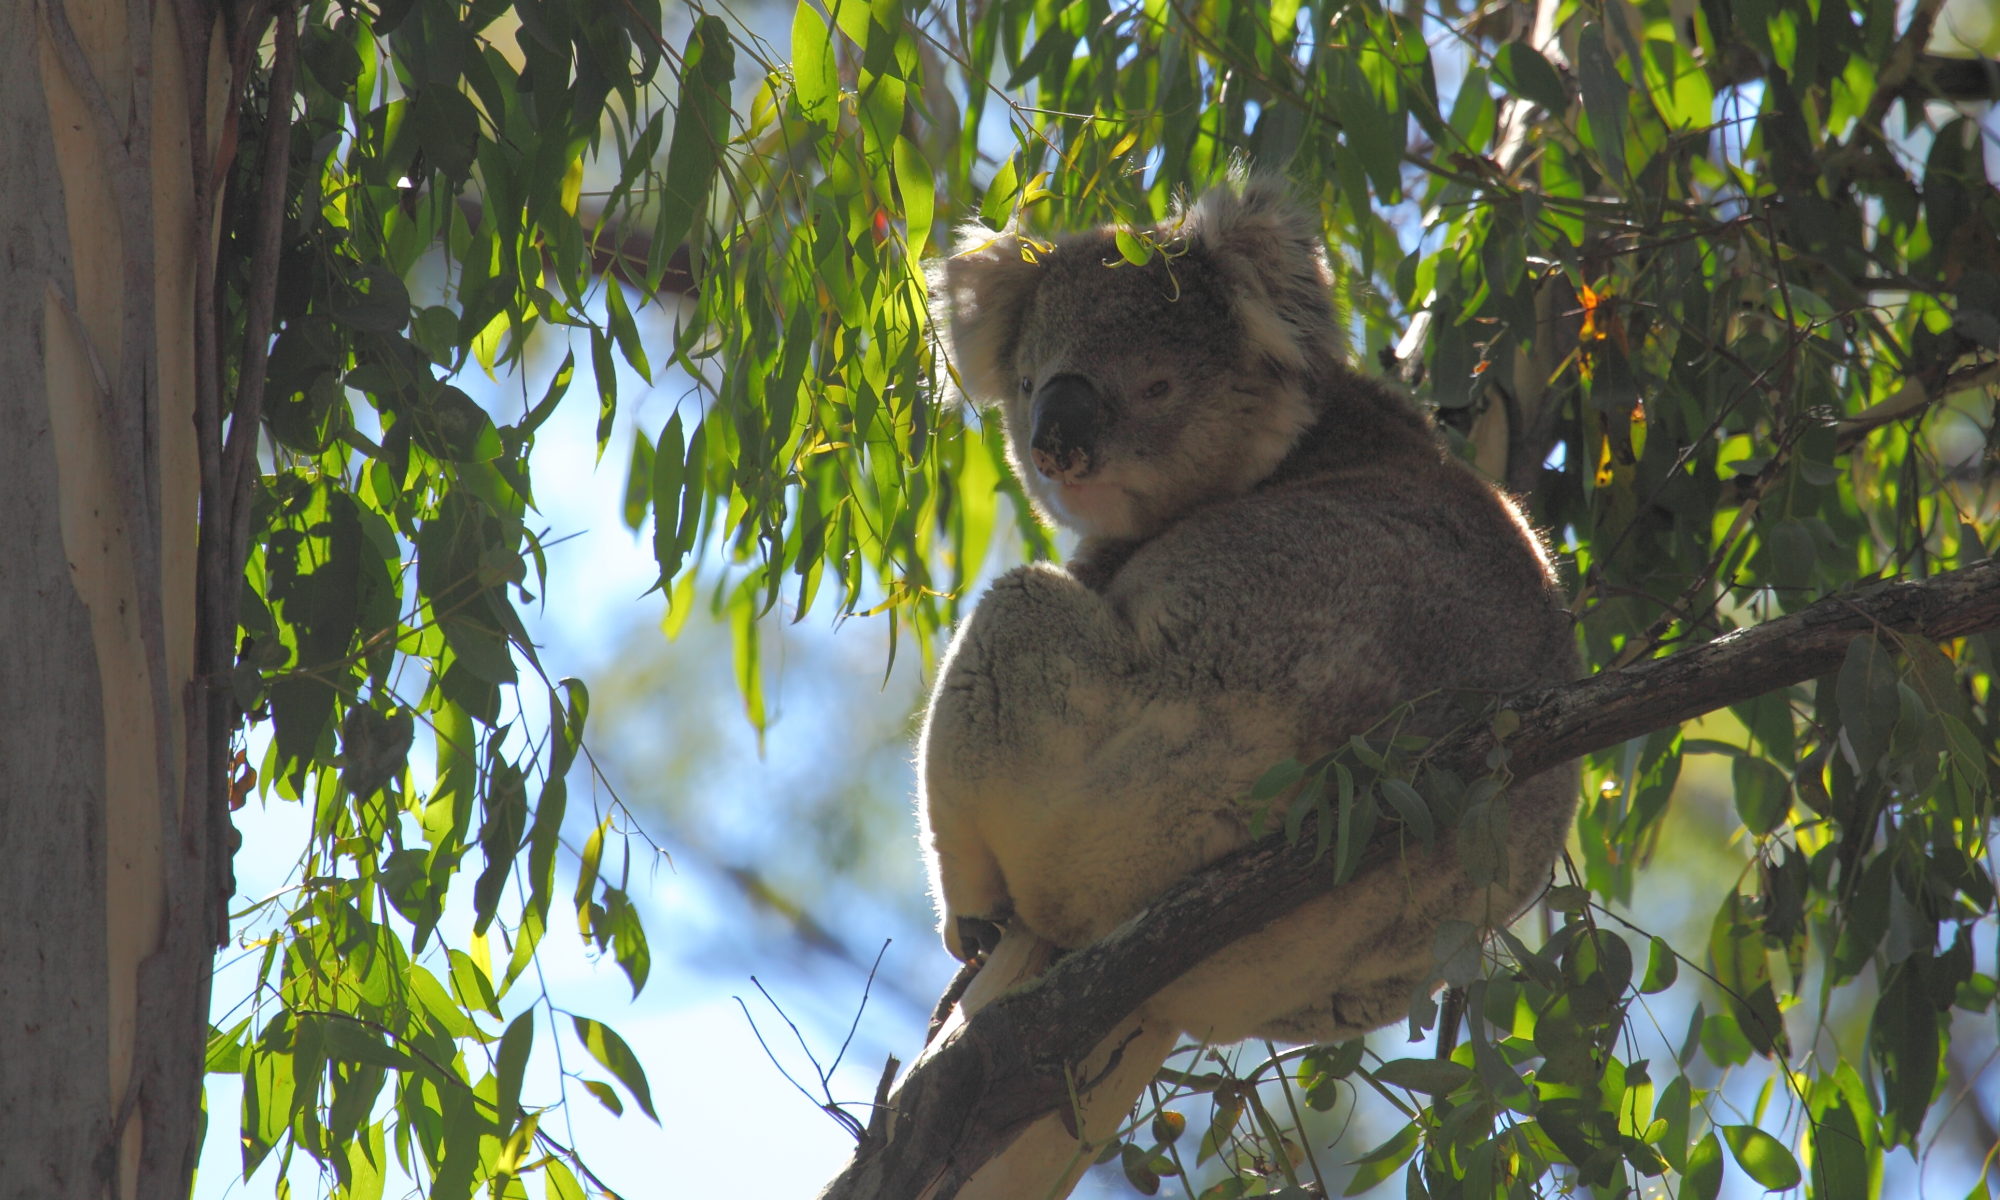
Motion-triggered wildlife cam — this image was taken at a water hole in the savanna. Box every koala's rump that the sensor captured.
[1152,762,1577,1044]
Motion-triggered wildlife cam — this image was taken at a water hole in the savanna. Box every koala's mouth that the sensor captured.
[1042,472,1147,538]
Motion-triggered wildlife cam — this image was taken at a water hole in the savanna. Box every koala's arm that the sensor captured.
[919,563,1142,959]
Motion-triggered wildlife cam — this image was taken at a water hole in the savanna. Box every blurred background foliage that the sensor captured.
[206,0,2000,1194]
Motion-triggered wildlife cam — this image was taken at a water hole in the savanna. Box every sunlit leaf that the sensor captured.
[571,1016,658,1122]
[1722,1124,1801,1190]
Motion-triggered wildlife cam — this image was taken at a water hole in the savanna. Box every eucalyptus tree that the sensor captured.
[4,0,1997,1197]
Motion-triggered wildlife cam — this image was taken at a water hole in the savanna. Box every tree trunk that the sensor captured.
[1,3,239,1197]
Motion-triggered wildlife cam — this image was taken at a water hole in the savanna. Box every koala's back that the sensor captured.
[1086,395,1579,1042]
[1105,399,1572,719]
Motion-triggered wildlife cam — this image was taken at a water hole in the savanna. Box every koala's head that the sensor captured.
[928,179,1347,540]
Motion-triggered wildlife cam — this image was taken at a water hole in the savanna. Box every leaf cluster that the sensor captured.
[207,0,2000,1194]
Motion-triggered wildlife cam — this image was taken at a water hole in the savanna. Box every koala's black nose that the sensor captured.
[1030,374,1103,480]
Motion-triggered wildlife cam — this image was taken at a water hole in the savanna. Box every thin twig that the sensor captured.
[222,3,297,556]
[828,941,891,1080]
[1265,1039,1330,1197]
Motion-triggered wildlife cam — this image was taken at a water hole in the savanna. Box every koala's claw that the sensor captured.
[955,915,1005,960]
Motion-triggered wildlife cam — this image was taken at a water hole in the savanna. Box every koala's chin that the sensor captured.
[1033,458,1262,546]
[1034,475,1141,540]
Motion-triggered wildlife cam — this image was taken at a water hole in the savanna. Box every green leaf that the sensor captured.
[602,887,652,997]
[431,1085,484,1200]
[1655,1074,1691,1172]
[1372,1057,1472,1095]
[651,411,690,580]
[1686,1130,1724,1200]
[521,350,575,435]
[1709,891,1783,1054]
[406,964,476,1038]
[571,1016,658,1122]
[602,273,652,384]
[893,135,935,261]
[447,948,501,1020]
[1731,756,1792,835]
[1332,770,1378,880]
[1808,1072,1877,1200]
[1120,1141,1162,1194]
[328,264,412,332]
[242,1025,299,1177]
[591,327,618,459]
[621,428,655,532]
[495,1009,533,1133]
[1492,43,1568,112]
[1455,798,1509,888]
[205,1020,249,1073]
[979,157,1022,227]
[1722,1125,1801,1190]
[505,901,547,991]
[409,86,481,183]
[543,1159,587,1200]
[1342,1120,1420,1195]
[791,2,839,128]
[1871,962,1942,1147]
[1196,1092,1243,1165]
[1545,884,1590,913]
[1640,935,1679,994]
[1378,778,1435,844]
[1576,25,1629,186]
[1282,771,1326,849]
[1250,758,1305,801]
[573,816,609,917]
[1700,1008,1756,1067]
[655,16,736,261]
[1837,635,1899,778]
[342,1122,388,1200]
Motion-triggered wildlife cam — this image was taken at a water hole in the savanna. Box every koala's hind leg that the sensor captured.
[921,799,1010,962]
[920,563,1146,955]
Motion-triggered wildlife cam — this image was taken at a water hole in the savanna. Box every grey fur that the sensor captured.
[919,178,1579,1044]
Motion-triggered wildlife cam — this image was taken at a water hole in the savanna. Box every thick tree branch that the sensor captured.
[819,557,2000,1200]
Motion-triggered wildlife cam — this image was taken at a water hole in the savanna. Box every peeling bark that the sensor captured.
[1,2,242,1197]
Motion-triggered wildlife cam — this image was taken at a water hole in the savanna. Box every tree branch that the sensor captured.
[817,557,2000,1200]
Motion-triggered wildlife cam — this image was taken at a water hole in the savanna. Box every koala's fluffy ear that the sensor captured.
[927,225,1042,407]
[1179,179,1346,380]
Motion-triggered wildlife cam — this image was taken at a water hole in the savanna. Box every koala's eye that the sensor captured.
[1142,379,1172,400]
[1019,377,1033,394]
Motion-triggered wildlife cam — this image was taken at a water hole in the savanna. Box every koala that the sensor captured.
[917,178,1579,1046]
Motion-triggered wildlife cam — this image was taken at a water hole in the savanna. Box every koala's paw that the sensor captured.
[943,898,1012,962]
[955,915,1004,960]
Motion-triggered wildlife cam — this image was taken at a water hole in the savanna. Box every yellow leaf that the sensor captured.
[561,155,583,217]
